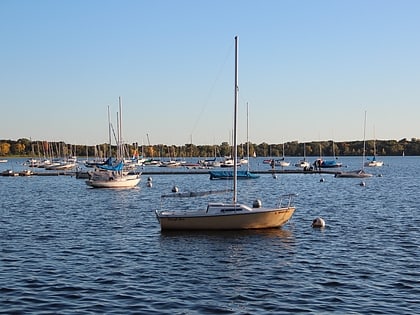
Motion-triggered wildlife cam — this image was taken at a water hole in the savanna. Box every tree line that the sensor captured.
[0,138,418,158]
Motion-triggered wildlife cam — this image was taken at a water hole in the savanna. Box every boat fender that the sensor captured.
[312,217,325,228]
[253,199,262,208]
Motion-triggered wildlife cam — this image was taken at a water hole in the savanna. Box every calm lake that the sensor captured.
[1,156,419,314]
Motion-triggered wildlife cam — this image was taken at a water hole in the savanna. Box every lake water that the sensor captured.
[1,156,419,314]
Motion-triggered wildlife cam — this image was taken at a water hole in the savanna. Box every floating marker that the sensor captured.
[312,217,325,228]
[172,185,179,193]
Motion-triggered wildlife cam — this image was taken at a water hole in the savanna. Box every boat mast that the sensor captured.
[247,102,249,172]
[362,110,367,170]
[108,105,112,157]
[233,35,238,204]
[118,96,123,160]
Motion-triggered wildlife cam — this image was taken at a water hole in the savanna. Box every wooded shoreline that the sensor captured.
[1,138,419,157]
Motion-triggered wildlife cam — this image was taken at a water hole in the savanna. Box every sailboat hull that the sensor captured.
[155,36,297,231]
[155,205,295,230]
[364,160,384,167]
[86,173,141,188]
[334,170,373,178]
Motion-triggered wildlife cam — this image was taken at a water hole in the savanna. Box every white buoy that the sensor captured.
[320,177,325,182]
[272,173,277,179]
[172,185,179,193]
[147,176,153,182]
[359,181,366,186]
[147,181,152,188]
[312,217,325,228]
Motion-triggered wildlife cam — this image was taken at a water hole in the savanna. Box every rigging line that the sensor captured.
[189,40,235,137]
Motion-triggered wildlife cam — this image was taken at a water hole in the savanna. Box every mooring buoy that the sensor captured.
[312,217,326,228]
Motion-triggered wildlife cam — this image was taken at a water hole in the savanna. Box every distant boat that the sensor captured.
[210,102,259,179]
[155,36,296,230]
[365,134,383,167]
[0,159,7,163]
[295,143,310,169]
[209,170,259,180]
[336,111,373,178]
[365,155,384,167]
[277,143,290,167]
[335,169,373,178]
[314,158,343,169]
[86,98,141,188]
[274,158,290,167]
[86,169,141,188]
[313,142,342,169]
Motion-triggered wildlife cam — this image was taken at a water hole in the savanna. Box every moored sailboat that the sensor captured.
[155,36,296,230]
[85,98,141,188]
[335,111,373,178]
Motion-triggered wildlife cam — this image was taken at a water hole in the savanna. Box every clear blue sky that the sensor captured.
[1,0,419,146]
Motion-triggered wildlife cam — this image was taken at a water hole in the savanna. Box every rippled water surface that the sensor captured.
[1,157,419,314]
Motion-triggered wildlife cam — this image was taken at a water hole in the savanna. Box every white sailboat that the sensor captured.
[295,142,310,169]
[335,111,373,178]
[86,98,141,188]
[276,143,290,167]
[365,127,383,167]
[155,36,296,230]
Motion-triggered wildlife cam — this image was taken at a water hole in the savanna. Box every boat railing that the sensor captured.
[277,193,297,208]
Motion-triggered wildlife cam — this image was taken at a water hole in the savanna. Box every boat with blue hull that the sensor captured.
[209,170,259,180]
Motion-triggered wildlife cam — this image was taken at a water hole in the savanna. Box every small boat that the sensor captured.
[85,98,141,189]
[314,158,343,169]
[159,160,181,167]
[335,170,373,178]
[220,157,235,167]
[336,111,372,178]
[156,194,296,230]
[295,159,310,169]
[86,170,141,188]
[277,143,290,167]
[364,156,384,167]
[209,170,259,180]
[45,160,77,170]
[0,159,8,163]
[335,169,373,178]
[295,143,310,169]
[155,36,296,231]
[313,141,343,169]
[365,137,383,167]
[275,158,290,167]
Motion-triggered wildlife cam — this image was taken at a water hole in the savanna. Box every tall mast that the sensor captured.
[247,102,249,172]
[108,105,112,157]
[362,110,367,170]
[233,36,238,203]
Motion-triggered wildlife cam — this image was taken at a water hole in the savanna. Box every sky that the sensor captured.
[1,0,419,146]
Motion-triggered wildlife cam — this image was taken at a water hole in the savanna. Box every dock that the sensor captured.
[1,169,342,177]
